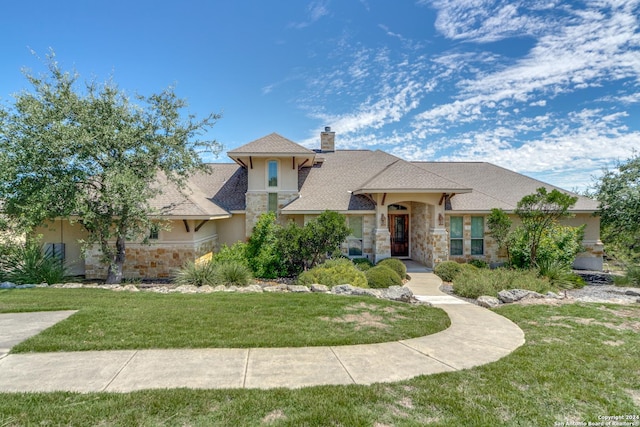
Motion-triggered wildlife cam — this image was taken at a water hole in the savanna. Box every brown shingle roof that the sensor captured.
[413,162,599,212]
[228,132,315,156]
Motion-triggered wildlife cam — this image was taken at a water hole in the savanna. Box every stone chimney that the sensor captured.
[320,126,335,152]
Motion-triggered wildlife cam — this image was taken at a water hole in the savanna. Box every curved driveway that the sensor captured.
[0,264,524,392]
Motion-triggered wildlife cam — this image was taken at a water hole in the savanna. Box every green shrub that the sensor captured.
[352,257,374,271]
[297,259,367,288]
[434,261,463,282]
[365,265,403,289]
[509,224,584,269]
[453,268,552,299]
[174,261,218,287]
[468,259,489,269]
[1,240,68,285]
[213,242,249,268]
[614,264,640,287]
[536,259,585,290]
[214,261,253,286]
[376,258,407,280]
[246,213,285,279]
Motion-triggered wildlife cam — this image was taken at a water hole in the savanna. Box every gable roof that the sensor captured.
[282,150,470,213]
[228,133,315,156]
[413,162,599,212]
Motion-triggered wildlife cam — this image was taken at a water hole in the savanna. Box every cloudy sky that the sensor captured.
[1,0,639,191]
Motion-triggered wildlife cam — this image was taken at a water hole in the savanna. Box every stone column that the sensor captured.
[373,202,390,263]
[426,204,448,267]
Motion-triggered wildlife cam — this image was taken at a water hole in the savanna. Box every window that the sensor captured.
[268,193,278,212]
[471,216,484,255]
[149,223,160,240]
[267,160,278,187]
[347,216,363,256]
[449,216,463,256]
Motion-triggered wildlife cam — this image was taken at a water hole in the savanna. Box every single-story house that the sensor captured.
[37,129,603,279]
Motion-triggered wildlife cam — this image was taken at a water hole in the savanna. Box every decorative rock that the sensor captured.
[546,291,562,299]
[263,286,286,293]
[625,290,640,297]
[310,284,329,293]
[0,282,16,289]
[331,284,355,295]
[498,289,543,303]
[213,285,226,292]
[197,285,214,293]
[225,286,238,292]
[287,284,310,293]
[238,284,264,293]
[477,295,501,308]
[15,284,37,289]
[122,284,139,292]
[382,286,413,302]
[172,285,198,294]
[350,287,383,298]
[54,283,84,289]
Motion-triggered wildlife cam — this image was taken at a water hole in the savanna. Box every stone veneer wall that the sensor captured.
[426,229,448,268]
[245,191,300,236]
[340,214,376,260]
[84,236,218,280]
[409,202,429,265]
[445,214,503,264]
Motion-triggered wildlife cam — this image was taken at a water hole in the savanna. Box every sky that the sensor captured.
[1,0,639,192]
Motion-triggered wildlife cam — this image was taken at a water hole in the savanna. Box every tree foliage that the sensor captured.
[0,53,221,283]
[246,211,351,278]
[487,187,582,269]
[592,154,640,264]
[514,187,578,266]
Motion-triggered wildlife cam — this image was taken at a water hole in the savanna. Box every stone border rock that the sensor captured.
[0,281,417,304]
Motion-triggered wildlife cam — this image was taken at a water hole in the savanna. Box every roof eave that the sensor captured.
[353,188,472,195]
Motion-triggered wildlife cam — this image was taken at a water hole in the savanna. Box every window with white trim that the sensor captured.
[449,216,463,256]
[471,216,484,255]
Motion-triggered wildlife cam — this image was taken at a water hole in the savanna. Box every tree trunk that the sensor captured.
[106,235,126,284]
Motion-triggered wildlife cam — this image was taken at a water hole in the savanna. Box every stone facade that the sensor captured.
[245,191,300,236]
[373,228,391,263]
[84,236,218,280]
[574,240,605,270]
[409,202,429,265]
[426,229,448,268]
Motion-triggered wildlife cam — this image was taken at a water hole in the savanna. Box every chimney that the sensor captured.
[320,126,335,152]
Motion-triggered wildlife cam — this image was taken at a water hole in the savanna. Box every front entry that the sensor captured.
[389,214,409,257]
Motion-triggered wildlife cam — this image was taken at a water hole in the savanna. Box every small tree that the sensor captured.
[246,212,284,279]
[487,208,513,261]
[514,187,578,266]
[0,53,221,283]
[592,154,640,264]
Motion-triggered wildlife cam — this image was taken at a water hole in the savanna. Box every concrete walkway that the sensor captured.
[0,264,525,393]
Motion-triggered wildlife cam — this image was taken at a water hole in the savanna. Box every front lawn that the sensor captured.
[1,302,639,425]
[0,288,449,352]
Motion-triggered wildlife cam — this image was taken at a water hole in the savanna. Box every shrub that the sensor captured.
[376,258,407,280]
[246,213,285,279]
[614,264,640,287]
[453,268,552,299]
[536,258,585,290]
[1,240,68,285]
[214,261,253,286]
[297,259,367,288]
[174,261,218,287]
[509,224,584,269]
[365,265,403,289]
[352,257,374,271]
[468,259,489,269]
[434,261,462,282]
[213,242,249,268]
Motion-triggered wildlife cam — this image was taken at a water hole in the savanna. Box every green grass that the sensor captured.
[0,288,449,352]
[1,302,639,425]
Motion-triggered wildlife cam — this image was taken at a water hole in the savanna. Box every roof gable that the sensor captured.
[228,132,315,156]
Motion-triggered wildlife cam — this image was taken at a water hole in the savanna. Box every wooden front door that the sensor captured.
[389,214,409,257]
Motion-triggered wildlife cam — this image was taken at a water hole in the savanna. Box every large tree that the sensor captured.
[0,54,221,283]
[593,154,640,264]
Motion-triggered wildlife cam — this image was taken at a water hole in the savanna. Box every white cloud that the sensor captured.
[289,1,330,29]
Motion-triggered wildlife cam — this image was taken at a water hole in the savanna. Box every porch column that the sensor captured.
[373,199,390,263]
[426,204,448,267]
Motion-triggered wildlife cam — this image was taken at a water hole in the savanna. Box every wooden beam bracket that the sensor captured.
[195,220,208,232]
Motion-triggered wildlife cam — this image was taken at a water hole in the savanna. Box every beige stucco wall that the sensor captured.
[216,214,246,247]
[36,220,88,276]
[247,158,299,192]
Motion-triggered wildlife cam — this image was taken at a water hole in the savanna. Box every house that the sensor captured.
[36,129,603,279]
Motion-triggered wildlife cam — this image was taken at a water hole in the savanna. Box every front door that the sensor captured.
[389,214,409,257]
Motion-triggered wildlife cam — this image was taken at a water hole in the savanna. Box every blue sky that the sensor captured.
[1,0,639,191]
